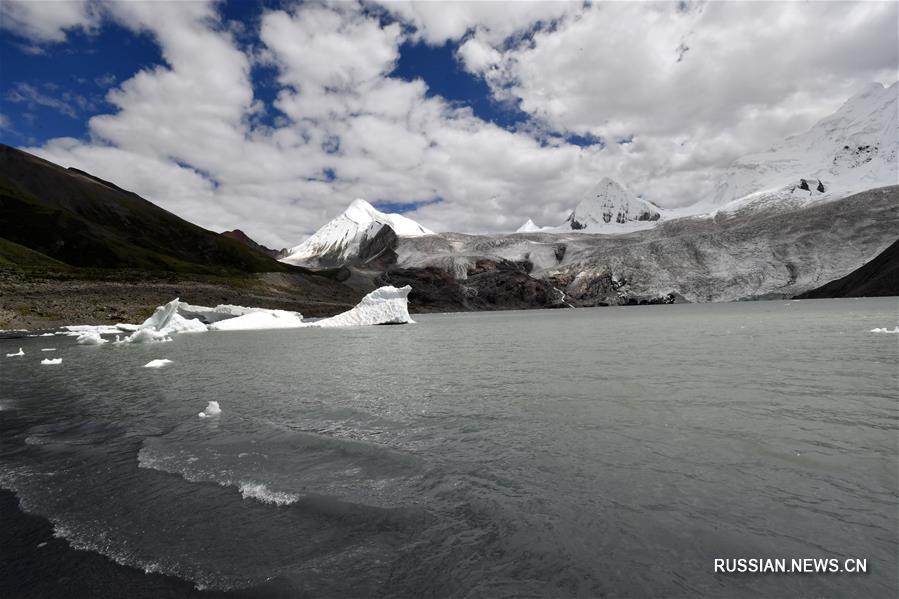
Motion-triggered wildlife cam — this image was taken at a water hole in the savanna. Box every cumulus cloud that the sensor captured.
[0,0,99,44]
[13,0,899,246]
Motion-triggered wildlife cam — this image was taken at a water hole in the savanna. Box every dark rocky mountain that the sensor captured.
[0,145,362,329]
[0,144,290,274]
[220,229,284,259]
[795,237,899,299]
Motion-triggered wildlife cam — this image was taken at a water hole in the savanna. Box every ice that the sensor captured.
[313,285,414,327]
[143,359,173,368]
[63,324,123,336]
[119,329,173,344]
[41,348,56,352]
[870,326,899,333]
[198,401,221,418]
[76,332,108,345]
[40,358,62,365]
[208,309,306,331]
[139,298,208,335]
[6,348,24,357]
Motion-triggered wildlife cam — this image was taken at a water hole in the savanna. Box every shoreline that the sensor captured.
[0,488,302,598]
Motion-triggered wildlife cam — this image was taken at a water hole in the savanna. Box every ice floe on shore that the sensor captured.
[57,285,415,344]
[870,326,899,333]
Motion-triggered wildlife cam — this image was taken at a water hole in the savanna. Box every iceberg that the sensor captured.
[6,348,24,357]
[870,326,899,333]
[144,359,173,368]
[198,400,221,418]
[76,332,108,345]
[41,358,62,365]
[64,286,414,342]
[313,285,414,328]
[207,309,305,332]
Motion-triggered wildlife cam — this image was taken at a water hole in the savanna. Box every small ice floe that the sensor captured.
[198,401,221,418]
[41,348,56,352]
[143,359,173,369]
[40,358,62,365]
[6,348,24,357]
[870,326,899,334]
[76,331,107,345]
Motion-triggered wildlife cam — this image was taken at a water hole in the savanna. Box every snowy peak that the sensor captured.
[712,81,898,207]
[566,178,661,230]
[516,219,541,233]
[280,199,433,266]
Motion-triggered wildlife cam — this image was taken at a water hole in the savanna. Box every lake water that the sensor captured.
[1,298,897,598]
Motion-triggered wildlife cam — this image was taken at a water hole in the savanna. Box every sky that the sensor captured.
[0,0,896,247]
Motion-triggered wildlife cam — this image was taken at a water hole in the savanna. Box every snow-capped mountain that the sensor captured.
[709,81,897,210]
[280,199,434,266]
[516,178,662,233]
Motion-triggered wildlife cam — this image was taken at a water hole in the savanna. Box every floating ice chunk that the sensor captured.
[76,332,107,345]
[313,285,414,328]
[41,358,62,365]
[208,309,306,331]
[177,302,276,324]
[119,329,172,344]
[144,359,173,368]
[6,348,24,357]
[198,401,221,418]
[40,348,56,352]
[139,299,208,336]
[870,326,899,333]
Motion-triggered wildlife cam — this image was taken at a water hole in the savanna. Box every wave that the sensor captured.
[238,481,298,506]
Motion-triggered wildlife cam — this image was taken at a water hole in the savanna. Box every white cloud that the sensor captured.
[0,0,99,44]
[16,0,899,247]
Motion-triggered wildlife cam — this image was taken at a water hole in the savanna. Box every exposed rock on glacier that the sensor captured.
[281,199,433,267]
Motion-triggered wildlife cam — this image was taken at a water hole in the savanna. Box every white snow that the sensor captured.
[870,326,899,333]
[6,348,24,357]
[208,309,305,331]
[281,199,434,265]
[143,359,173,368]
[40,358,62,365]
[313,285,414,327]
[76,332,107,345]
[518,178,663,234]
[700,81,898,214]
[198,401,221,418]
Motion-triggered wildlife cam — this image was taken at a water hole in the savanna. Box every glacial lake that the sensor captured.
[1,298,897,598]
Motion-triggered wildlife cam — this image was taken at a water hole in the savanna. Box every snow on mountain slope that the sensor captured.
[709,81,897,211]
[517,178,662,234]
[280,199,434,266]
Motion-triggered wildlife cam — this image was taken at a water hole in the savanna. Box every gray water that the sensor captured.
[1,298,897,598]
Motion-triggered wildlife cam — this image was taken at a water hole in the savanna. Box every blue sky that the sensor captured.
[0,1,895,246]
